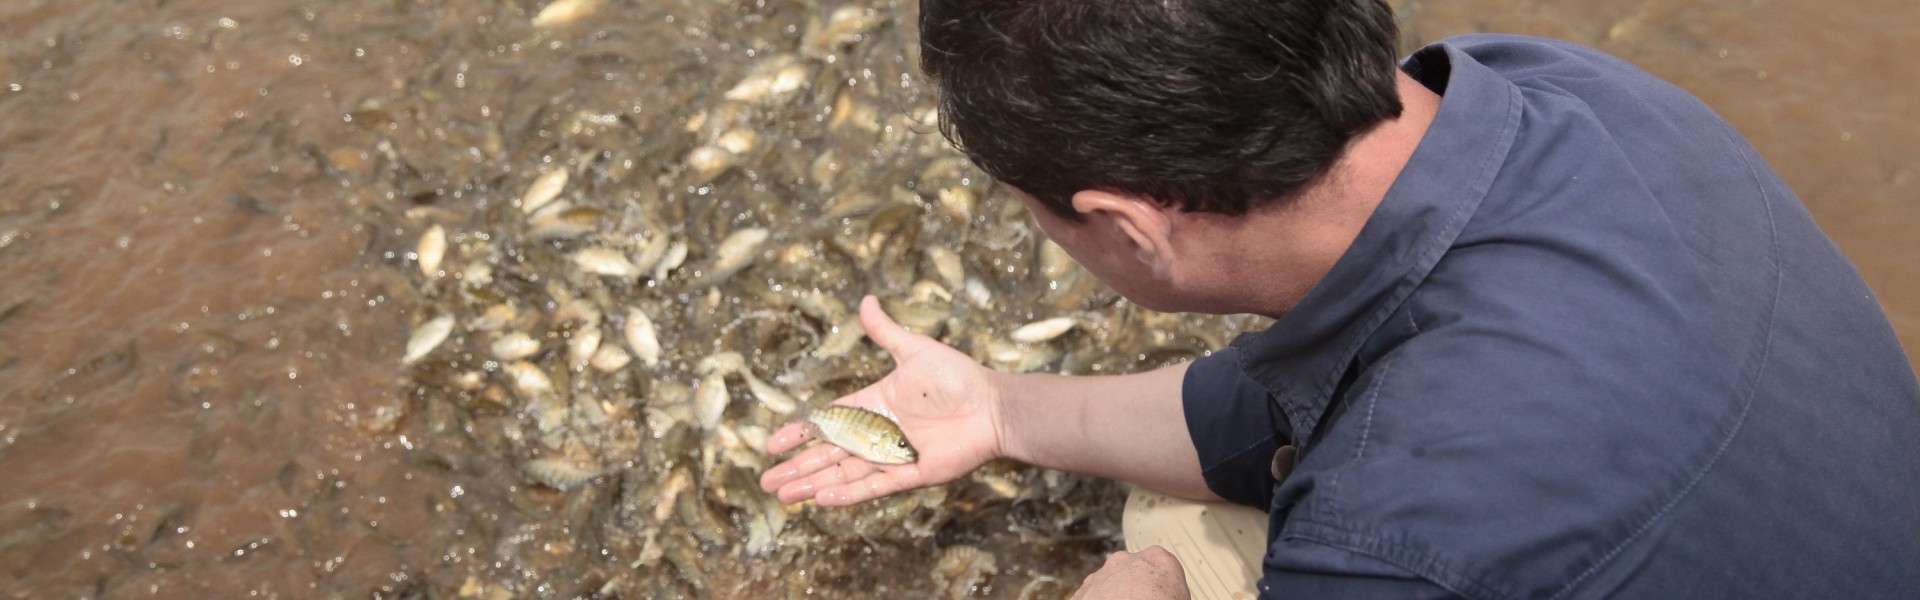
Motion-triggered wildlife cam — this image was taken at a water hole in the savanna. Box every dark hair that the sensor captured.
[919,0,1403,219]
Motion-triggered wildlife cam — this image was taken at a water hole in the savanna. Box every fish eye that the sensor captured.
[896,440,909,448]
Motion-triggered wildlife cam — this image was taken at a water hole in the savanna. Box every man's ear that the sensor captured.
[1072,189,1176,277]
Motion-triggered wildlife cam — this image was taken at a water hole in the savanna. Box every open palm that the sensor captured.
[759,295,1005,506]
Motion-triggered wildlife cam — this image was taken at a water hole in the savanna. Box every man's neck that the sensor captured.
[1186,71,1442,318]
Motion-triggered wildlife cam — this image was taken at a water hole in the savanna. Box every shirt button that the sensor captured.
[1271,444,1298,482]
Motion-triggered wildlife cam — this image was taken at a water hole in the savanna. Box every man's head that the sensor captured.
[919,0,1404,221]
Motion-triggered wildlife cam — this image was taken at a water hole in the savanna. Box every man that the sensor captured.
[761,0,1920,597]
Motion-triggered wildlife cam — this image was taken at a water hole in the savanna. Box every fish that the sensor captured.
[523,457,602,490]
[807,406,917,465]
[568,324,603,369]
[722,55,810,104]
[490,331,541,361]
[652,241,688,281]
[403,314,455,365]
[694,371,730,430]
[927,246,965,291]
[741,371,799,415]
[520,168,569,213]
[573,247,640,278]
[1009,316,1076,343]
[803,6,884,56]
[700,227,769,285]
[684,145,737,183]
[416,224,447,276]
[503,360,556,400]
[623,307,662,367]
[531,0,602,29]
[933,545,999,599]
[588,344,631,372]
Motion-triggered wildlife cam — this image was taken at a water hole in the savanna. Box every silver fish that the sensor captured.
[694,371,730,430]
[416,224,447,276]
[1009,316,1076,343]
[523,457,602,490]
[490,332,542,361]
[520,168,569,214]
[623,307,662,367]
[741,371,799,415]
[531,0,602,29]
[403,314,455,365]
[573,247,640,278]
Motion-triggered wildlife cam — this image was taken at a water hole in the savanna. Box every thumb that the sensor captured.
[858,295,917,356]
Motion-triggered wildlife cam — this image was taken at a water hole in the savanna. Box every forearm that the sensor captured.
[992,361,1222,501]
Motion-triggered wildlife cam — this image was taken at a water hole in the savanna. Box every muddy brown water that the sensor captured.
[1,0,1914,597]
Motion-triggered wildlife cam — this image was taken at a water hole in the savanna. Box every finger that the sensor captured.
[858,295,916,355]
[763,420,815,455]
[760,442,848,495]
[778,456,881,504]
[816,466,920,506]
[1139,545,1181,567]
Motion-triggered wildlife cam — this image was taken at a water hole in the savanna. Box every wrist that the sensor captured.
[983,369,1028,464]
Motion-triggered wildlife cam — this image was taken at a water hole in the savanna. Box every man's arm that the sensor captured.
[994,364,1222,501]
[760,295,1221,505]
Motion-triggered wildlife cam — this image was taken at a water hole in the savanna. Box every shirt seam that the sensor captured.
[1319,352,1397,525]
[1310,70,1522,537]
[1283,518,1517,600]
[1545,116,1784,600]
[1297,62,1523,430]
[1198,434,1280,480]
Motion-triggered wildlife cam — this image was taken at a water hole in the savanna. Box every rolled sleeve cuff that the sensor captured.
[1182,348,1288,508]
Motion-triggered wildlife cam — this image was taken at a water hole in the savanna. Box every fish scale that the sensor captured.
[807,406,918,464]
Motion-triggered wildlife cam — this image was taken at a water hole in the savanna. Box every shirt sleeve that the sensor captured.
[1181,347,1292,508]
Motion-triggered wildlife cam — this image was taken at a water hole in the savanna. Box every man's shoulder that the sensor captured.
[1420,33,1706,117]
[1428,33,1640,78]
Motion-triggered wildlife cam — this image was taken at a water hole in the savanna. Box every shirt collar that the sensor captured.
[1231,42,1523,444]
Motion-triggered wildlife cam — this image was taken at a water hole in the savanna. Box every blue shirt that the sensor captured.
[1183,34,1920,599]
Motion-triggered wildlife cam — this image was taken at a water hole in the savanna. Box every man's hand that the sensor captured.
[1072,546,1191,599]
[758,295,1006,506]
